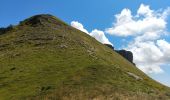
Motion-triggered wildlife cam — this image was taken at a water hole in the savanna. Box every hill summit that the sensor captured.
[19,14,65,26]
[0,14,170,100]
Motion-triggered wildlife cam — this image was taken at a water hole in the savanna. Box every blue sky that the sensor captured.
[0,0,170,87]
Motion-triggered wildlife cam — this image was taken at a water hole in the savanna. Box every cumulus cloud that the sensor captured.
[127,41,161,73]
[107,4,170,74]
[71,4,170,74]
[105,4,169,37]
[127,39,170,74]
[137,4,153,17]
[90,29,112,45]
[157,40,170,63]
[71,21,89,34]
[71,21,112,45]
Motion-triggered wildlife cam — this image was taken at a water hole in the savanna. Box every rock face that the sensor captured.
[0,28,5,35]
[104,44,114,50]
[20,14,53,26]
[0,25,14,35]
[104,44,135,65]
[116,50,133,63]
[19,14,65,27]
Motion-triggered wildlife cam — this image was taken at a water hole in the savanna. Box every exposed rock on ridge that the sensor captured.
[19,14,66,27]
[104,44,135,65]
[116,50,133,63]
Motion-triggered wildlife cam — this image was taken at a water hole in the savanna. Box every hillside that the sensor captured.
[0,14,170,100]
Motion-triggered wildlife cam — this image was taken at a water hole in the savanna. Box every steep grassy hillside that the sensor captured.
[0,14,170,100]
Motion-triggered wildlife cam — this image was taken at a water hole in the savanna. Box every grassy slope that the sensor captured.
[0,14,170,100]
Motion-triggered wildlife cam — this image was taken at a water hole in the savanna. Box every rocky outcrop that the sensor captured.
[0,25,14,35]
[115,50,133,63]
[0,28,6,35]
[19,14,65,27]
[104,44,135,65]
[104,44,114,50]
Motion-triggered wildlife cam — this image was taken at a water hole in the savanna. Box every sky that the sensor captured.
[0,0,170,87]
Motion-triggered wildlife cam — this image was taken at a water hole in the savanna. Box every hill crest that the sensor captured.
[19,14,66,27]
[0,14,170,100]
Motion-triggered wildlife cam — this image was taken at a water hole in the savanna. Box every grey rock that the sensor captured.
[127,72,143,80]
[59,44,68,48]
[116,50,133,64]
[104,44,135,65]
[104,44,114,50]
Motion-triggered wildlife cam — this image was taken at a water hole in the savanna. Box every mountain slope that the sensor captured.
[0,14,170,100]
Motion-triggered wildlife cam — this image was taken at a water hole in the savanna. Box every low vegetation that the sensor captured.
[0,14,170,100]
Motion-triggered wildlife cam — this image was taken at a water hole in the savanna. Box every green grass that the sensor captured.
[0,14,170,100]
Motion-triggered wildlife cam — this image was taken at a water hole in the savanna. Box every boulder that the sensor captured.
[127,72,143,80]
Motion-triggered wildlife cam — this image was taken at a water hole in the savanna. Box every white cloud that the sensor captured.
[127,39,170,74]
[157,40,170,63]
[107,4,170,74]
[71,21,89,34]
[71,4,170,74]
[71,21,112,45]
[137,4,153,17]
[105,4,169,37]
[127,41,162,74]
[90,29,112,45]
